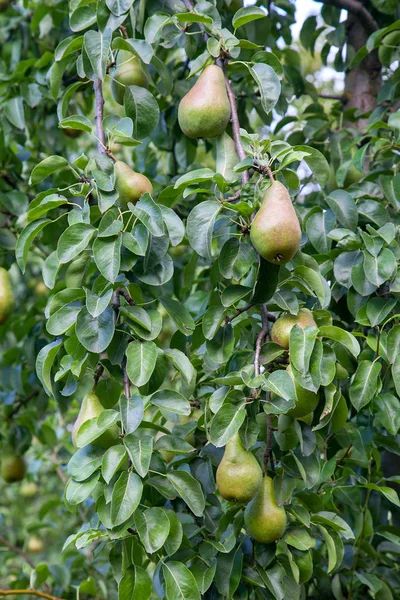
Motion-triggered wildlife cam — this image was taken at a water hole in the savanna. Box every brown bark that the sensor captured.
[344,15,381,132]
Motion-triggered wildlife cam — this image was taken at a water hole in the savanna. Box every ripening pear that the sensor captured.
[244,476,287,544]
[72,392,120,448]
[271,308,317,350]
[286,365,319,418]
[216,433,262,503]
[111,51,148,105]
[27,536,43,554]
[250,181,301,264]
[0,267,14,325]
[1,455,26,483]
[114,160,153,209]
[178,65,231,139]
[19,481,38,498]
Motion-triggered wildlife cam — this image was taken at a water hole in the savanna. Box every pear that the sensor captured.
[0,267,14,325]
[178,64,231,139]
[250,181,301,264]
[72,392,119,448]
[216,432,262,503]
[27,536,43,554]
[111,51,148,105]
[286,365,319,418]
[114,160,153,209]
[1,455,26,483]
[244,476,287,544]
[271,308,317,349]
[19,482,38,498]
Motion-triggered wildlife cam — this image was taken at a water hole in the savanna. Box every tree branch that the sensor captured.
[316,0,378,34]
[223,70,249,185]
[0,536,35,569]
[117,288,135,306]
[264,412,275,472]
[0,591,64,600]
[7,391,39,420]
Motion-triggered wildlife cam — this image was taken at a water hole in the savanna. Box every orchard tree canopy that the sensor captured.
[1,0,400,598]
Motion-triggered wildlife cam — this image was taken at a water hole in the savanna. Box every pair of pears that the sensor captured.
[178,65,231,139]
[216,433,287,544]
[72,392,119,448]
[111,51,148,105]
[0,267,14,325]
[272,309,319,418]
[250,181,302,265]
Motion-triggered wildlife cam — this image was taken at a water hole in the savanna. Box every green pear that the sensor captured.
[72,392,120,448]
[286,365,319,418]
[27,536,43,554]
[114,160,153,209]
[216,433,263,503]
[19,481,38,498]
[0,267,14,325]
[244,475,287,544]
[1,455,26,483]
[178,64,231,139]
[271,308,317,349]
[250,181,301,264]
[111,51,148,105]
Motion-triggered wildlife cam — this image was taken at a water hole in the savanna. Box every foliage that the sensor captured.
[1,0,400,598]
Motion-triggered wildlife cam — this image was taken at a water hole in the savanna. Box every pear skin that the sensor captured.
[216,432,262,503]
[271,308,317,349]
[250,181,301,264]
[114,160,153,209]
[286,365,319,418]
[111,51,148,105]
[244,476,287,544]
[1,455,26,483]
[178,64,231,139]
[0,267,14,325]
[72,392,119,448]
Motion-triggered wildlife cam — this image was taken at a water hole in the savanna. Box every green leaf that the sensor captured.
[134,507,170,552]
[68,446,104,482]
[124,86,160,139]
[187,200,222,259]
[76,306,115,353]
[65,473,100,505]
[160,297,195,335]
[129,194,165,237]
[265,370,296,401]
[126,341,158,387]
[46,305,81,335]
[349,360,381,410]
[16,219,51,273]
[233,6,267,29]
[57,223,95,264]
[111,471,143,526]
[327,190,358,229]
[119,566,152,600]
[4,97,25,129]
[210,403,246,447]
[248,62,281,114]
[162,562,201,600]
[305,209,334,254]
[363,248,396,286]
[30,156,68,185]
[120,395,144,434]
[151,390,191,415]
[164,348,196,385]
[284,527,315,551]
[293,145,330,186]
[92,235,122,282]
[101,446,127,485]
[319,326,360,358]
[166,471,205,517]
[365,483,400,507]
[36,339,63,396]
[124,434,153,477]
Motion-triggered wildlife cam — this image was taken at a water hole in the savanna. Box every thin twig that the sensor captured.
[0,591,64,600]
[225,303,254,324]
[0,536,35,569]
[223,69,249,185]
[319,93,346,102]
[316,0,378,33]
[93,79,106,153]
[7,391,39,420]
[264,413,275,472]
[117,288,135,306]
[92,364,104,390]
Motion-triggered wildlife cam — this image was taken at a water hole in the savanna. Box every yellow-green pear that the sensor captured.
[1,455,26,483]
[271,308,317,349]
[0,267,14,324]
[19,481,38,498]
[27,536,43,554]
[244,475,287,544]
[286,365,319,418]
[250,181,301,264]
[178,64,231,139]
[216,433,262,503]
[72,392,119,448]
[114,160,153,209]
[111,51,148,105]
